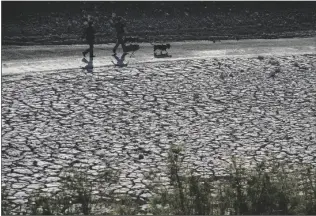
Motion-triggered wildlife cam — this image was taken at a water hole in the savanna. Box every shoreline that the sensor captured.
[2,30,316,46]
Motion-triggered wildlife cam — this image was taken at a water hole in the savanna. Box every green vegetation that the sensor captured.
[2,146,316,215]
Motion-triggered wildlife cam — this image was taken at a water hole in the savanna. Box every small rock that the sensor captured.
[140,192,152,199]
[269,59,280,66]
[258,55,264,60]
[275,67,281,73]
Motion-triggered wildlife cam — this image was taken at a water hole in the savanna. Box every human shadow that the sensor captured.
[81,56,94,73]
[111,53,129,67]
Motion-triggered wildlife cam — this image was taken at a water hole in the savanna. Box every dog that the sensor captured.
[124,36,139,43]
[124,44,140,53]
[152,43,171,55]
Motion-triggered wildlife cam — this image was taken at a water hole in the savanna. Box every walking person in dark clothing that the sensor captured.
[82,21,96,58]
[110,14,127,55]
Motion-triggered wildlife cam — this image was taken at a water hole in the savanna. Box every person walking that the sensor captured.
[110,14,127,55]
[82,21,96,58]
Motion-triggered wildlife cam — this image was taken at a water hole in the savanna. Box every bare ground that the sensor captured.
[1,38,316,212]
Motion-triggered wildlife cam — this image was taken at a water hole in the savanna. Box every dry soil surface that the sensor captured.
[2,38,316,213]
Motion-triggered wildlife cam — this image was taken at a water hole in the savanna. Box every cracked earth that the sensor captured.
[2,47,316,211]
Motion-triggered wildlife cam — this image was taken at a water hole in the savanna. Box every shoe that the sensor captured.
[82,52,86,57]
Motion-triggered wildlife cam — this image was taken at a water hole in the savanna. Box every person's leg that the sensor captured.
[83,40,92,57]
[83,49,91,56]
[83,43,90,57]
[114,55,120,62]
[122,52,128,61]
[122,42,127,53]
[118,35,127,53]
[89,42,94,57]
[113,37,120,53]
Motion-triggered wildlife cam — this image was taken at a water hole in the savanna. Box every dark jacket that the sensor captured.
[114,21,125,35]
[84,25,95,42]
[111,17,126,36]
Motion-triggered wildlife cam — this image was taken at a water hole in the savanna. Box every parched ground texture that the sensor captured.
[2,54,316,210]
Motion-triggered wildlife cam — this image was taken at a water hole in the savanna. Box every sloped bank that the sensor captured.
[2,29,316,46]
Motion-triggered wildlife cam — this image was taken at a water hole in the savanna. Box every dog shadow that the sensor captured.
[112,53,128,67]
[81,57,94,73]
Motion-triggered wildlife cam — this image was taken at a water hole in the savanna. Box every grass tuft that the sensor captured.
[2,147,316,215]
